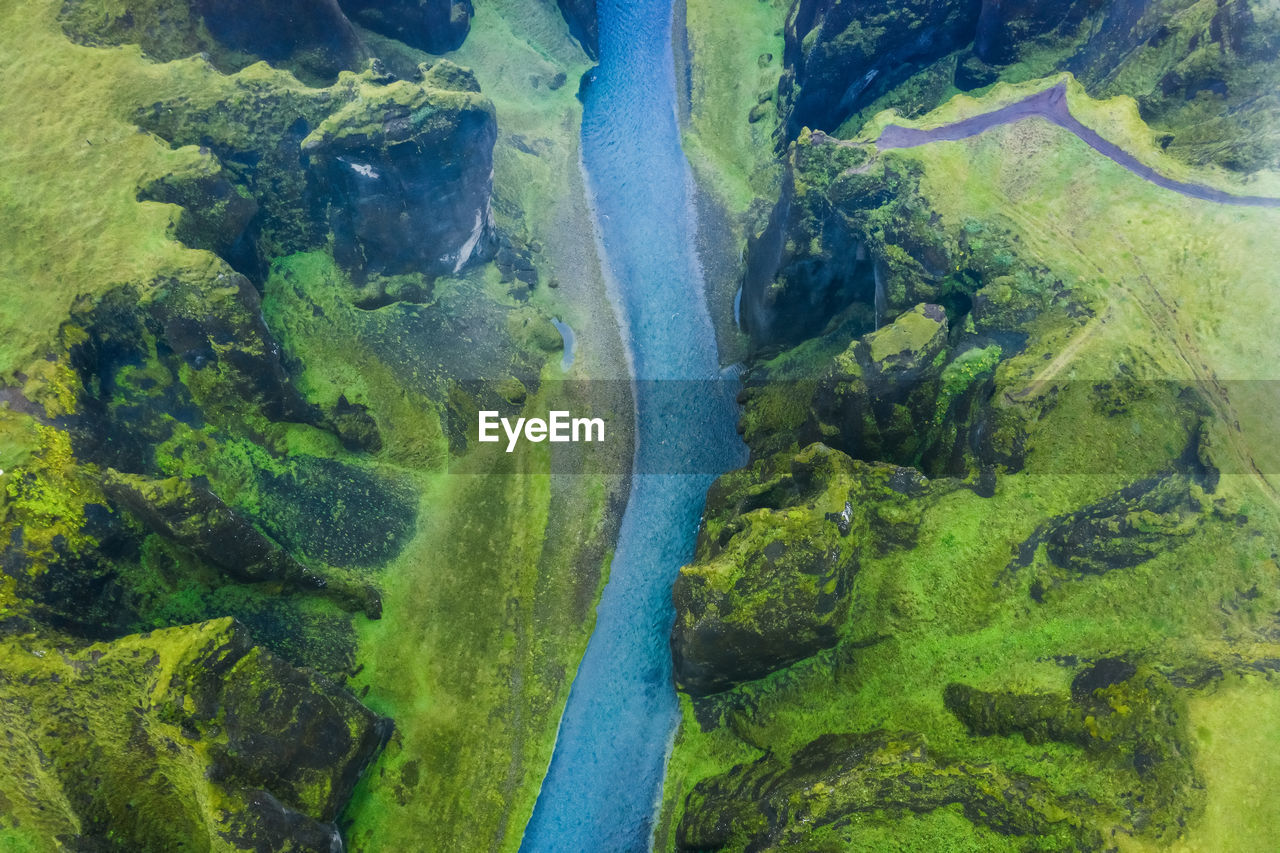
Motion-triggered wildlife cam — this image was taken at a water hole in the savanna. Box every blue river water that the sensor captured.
[519,0,745,850]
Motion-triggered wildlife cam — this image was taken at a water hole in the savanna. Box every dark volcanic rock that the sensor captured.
[974,0,1105,65]
[196,0,366,79]
[671,444,924,695]
[555,0,599,59]
[302,62,497,278]
[337,0,473,54]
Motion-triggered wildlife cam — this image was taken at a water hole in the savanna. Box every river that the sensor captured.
[519,0,745,850]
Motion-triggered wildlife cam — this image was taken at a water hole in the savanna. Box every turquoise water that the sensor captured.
[519,0,744,849]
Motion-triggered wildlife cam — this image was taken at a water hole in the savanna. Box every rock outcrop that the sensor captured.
[302,62,497,279]
[61,0,368,83]
[945,662,1198,841]
[137,60,497,286]
[671,444,924,695]
[101,470,323,588]
[338,0,473,54]
[778,0,982,137]
[739,303,1010,480]
[676,731,1103,851]
[0,619,390,851]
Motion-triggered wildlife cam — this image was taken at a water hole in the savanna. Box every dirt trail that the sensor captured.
[875,82,1280,208]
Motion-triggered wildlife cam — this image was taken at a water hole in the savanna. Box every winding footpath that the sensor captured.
[875,82,1280,208]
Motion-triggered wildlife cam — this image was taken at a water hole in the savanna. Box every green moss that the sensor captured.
[663,78,1280,850]
[866,303,946,364]
[0,618,383,850]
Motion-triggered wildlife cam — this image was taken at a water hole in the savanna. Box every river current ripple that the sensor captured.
[520,1,745,850]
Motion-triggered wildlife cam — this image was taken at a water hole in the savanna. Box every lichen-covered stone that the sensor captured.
[671,444,925,695]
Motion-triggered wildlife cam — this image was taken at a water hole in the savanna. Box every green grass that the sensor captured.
[281,5,634,848]
[0,0,207,380]
[1173,675,1280,853]
[680,0,788,217]
[658,81,1280,849]
[260,245,627,852]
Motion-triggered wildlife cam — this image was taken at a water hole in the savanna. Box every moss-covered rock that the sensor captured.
[136,59,496,286]
[301,62,497,279]
[672,444,926,695]
[60,0,369,84]
[1007,470,1210,597]
[945,661,1200,841]
[0,617,388,850]
[676,730,1103,851]
[338,0,473,54]
[101,469,321,588]
[738,303,1009,481]
[777,0,982,138]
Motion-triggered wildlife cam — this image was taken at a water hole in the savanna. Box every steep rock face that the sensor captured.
[742,137,1032,353]
[555,0,599,60]
[676,731,1103,851]
[61,0,368,83]
[739,135,875,349]
[778,0,982,137]
[337,0,473,54]
[671,444,924,695]
[0,619,389,851]
[302,62,497,279]
[739,303,1011,481]
[973,0,1105,65]
[137,61,497,286]
[776,0,1280,169]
